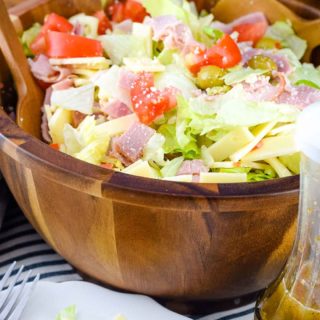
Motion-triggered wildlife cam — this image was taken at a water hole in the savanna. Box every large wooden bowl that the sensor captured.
[0,0,317,302]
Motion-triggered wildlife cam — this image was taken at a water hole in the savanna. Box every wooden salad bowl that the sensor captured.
[0,0,318,302]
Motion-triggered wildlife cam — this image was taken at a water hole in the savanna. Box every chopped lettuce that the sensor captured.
[247,168,276,182]
[63,116,110,165]
[50,84,95,114]
[265,21,307,59]
[160,156,184,177]
[223,68,267,86]
[99,25,152,64]
[143,133,166,166]
[290,63,320,89]
[55,305,76,320]
[155,64,197,99]
[69,14,99,38]
[20,23,41,57]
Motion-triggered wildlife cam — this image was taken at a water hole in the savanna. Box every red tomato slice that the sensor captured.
[109,2,125,23]
[30,13,73,55]
[94,10,112,35]
[186,35,241,74]
[45,31,104,58]
[50,143,60,150]
[124,0,149,23]
[233,21,268,45]
[210,34,242,69]
[30,34,47,55]
[42,13,73,33]
[130,73,176,124]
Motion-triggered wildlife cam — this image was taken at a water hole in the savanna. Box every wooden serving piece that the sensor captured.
[213,0,320,64]
[0,0,43,139]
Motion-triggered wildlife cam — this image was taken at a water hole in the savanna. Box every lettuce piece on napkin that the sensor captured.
[55,305,77,320]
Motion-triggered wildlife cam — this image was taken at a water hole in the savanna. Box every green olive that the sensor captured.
[247,55,278,76]
[196,65,226,89]
[255,37,281,50]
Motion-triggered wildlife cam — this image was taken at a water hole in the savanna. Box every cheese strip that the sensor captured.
[230,121,276,162]
[199,172,247,183]
[265,158,292,178]
[208,127,254,162]
[242,134,298,162]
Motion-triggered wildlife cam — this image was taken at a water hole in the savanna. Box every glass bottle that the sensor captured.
[255,103,320,320]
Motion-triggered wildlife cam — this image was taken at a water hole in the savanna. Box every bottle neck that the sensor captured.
[284,153,320,308]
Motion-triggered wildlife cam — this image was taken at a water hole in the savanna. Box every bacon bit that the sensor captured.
[101,163,113,170]
[50,143,60,150]
[234,162,241,167]
[273,72,286,100]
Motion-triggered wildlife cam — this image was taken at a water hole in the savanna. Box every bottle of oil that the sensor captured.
[255,103,320,320]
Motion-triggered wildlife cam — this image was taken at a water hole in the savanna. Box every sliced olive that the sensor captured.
[247,55,278,76]
[255,37,282,50]
[196,65,226,90]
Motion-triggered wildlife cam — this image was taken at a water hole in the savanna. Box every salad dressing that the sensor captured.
[255,103,320,320]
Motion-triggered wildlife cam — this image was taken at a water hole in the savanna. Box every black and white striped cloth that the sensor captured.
[0,184,255,320]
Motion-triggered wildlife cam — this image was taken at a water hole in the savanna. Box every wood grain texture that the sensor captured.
[1,0,318,300]
[0,0,43,138]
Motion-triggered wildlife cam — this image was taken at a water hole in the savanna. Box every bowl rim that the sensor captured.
[3,0,314,200]
[0,110,300,199]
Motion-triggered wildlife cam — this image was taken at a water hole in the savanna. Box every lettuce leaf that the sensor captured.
[143,133,166,166]
[55,305,76,320]
[155,64,197,99]
[223,67,267,86]
[247,168,276,182]
[290,63,320,89]
[63,116,110,165]
[160,156,184,177]
[265,21,307,59]
[69,14,99,38]
[50,84,95,114]
[20,23,41,57]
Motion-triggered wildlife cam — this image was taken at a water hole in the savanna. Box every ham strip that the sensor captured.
[112,123,155,164]
[101,100,132,119]
[41,87,53,143]
[177,160,209,176]
[276,85,320,109]
[29,54,71,83]
[145,15,203,53]
[211,12,268,36]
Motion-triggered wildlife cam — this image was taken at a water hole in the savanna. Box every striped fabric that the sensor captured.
[0,188,255,320]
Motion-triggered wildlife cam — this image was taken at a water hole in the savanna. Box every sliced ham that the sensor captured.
[101,100,132,119]
[52,78,74,91]
[145,15,203,53]
[29,54,72,83]
[211,12,268,36]
[112,122,155,164]
[242,48,291,74]
[73,21,84,36]
[41,86,53,143]
[109,137,132,167]
[243,74,286,102]
[177,160,209,176]
[276,85,320,109]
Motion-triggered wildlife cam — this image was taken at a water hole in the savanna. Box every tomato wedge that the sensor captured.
[94,10,112,35]
[233,21,268,45]
[30,13,73,55]
[45,31,104,58]
[109,0,148,23]
[130,73,176,124]
[186,34,242,74]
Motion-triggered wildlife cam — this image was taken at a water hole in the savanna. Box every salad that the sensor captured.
[56,305,126,320]
[21,0,319,183]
